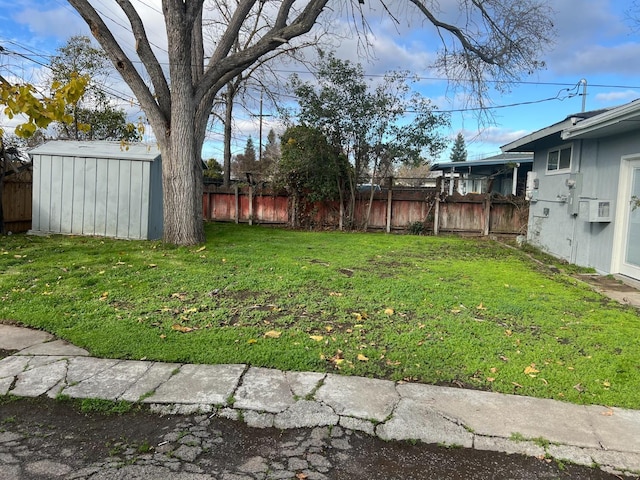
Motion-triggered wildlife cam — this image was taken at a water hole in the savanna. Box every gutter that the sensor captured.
[562,100,640,140]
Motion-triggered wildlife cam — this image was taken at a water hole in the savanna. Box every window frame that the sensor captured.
[546,145,572,174]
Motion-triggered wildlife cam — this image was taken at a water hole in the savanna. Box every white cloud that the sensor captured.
[462,126,530,150]
[593,90,640,104]
[553,42,640,77]
[12,6,87,40]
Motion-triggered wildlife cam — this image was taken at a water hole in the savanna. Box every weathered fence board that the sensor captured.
[2,174,33,233]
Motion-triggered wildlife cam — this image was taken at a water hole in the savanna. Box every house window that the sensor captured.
[546,146,572,173]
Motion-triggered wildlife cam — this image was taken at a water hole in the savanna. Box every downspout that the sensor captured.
[512,163,519,196]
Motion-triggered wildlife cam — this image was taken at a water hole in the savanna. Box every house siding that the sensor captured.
[527,133,640,275]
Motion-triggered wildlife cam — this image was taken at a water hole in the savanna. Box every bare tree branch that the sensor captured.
[68,0,168,131]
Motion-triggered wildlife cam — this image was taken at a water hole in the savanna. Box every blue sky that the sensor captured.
[1,0,640,162]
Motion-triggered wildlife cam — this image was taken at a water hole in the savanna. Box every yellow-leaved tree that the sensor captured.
[0,73,89,141]
[0,73,88,234]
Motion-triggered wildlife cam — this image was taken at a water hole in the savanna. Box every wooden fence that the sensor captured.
[3,178,528,237]
[1,169,32,234]
[202,184,529,236]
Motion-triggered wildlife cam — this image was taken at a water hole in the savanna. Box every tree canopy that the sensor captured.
[49,35,140,142]
[287,52,449,227]
[450,132,467,162]
[67,0,554,245]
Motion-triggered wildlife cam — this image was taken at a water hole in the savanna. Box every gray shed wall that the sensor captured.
[31,146,163,240]
[527,133,640,274]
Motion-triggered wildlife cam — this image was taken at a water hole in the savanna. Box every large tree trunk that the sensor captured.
[161,4,205,245]
[161,130,205,245]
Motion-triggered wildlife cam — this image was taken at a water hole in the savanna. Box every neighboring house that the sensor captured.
[501,100,640,281]
[29,141,163,240]
[431,153,533,196]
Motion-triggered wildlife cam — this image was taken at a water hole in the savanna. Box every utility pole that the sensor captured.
[259,91,263,163]
[252,89,272,164]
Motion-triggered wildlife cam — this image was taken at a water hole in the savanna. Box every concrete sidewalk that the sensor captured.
[0,324,638,477]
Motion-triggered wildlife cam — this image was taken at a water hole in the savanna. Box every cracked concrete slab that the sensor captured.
[396,382,601,449]
[0,355,31,379]
[315,374,398,422]
[473,436,545,457]
[16,340,89,356]
[585,404,640,453]
[11,360,68,397]
[62,360,153,400]
[377,397,474,448]
[120,362,181,403]
[65,357,120,385]
[0,324,53,351]
[0,376,13,395]
[234,367,297,413]
[285,371,325,399]
[273,400,339,429]
[590,449,640,473]
[148,363,246,405]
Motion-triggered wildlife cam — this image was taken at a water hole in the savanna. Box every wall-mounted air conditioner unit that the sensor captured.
[587,199,612,222]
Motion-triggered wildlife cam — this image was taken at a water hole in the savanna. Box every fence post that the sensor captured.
[234,184,239,224]
[248,185,254,226]
[386,183,393,233]
[483,194,491,236]
[433,178,442,236]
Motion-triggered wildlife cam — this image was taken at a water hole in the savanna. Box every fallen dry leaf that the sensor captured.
[601,409,614,416]
[476,302,487,310]
[450,309,461,314]
[357,353,369,362]
[505,329,513,337]
[329,292,343,297]
[99,292,109,301]
[486,377,496,382]
[384,308,394,316]
[573,383,584,392]
[296,473,308,479]
[247,338,258,344]
[171,324,194,333]
[309,335,324,342]
[196,246,206,252]
[524,364,539,375]
[263,330,282,339]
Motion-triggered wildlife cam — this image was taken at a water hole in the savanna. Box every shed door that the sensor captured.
[620,160,640,279]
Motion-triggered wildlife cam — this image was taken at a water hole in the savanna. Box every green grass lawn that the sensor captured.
[1,223,639,409]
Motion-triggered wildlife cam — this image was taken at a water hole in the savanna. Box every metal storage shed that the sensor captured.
[29,141,163,240]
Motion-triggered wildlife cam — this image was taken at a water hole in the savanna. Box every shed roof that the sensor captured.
[29,141,161,162]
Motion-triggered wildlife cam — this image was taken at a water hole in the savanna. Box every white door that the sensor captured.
[620,160,640,279]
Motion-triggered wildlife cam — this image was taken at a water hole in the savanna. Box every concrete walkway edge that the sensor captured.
[1,324,638,477]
